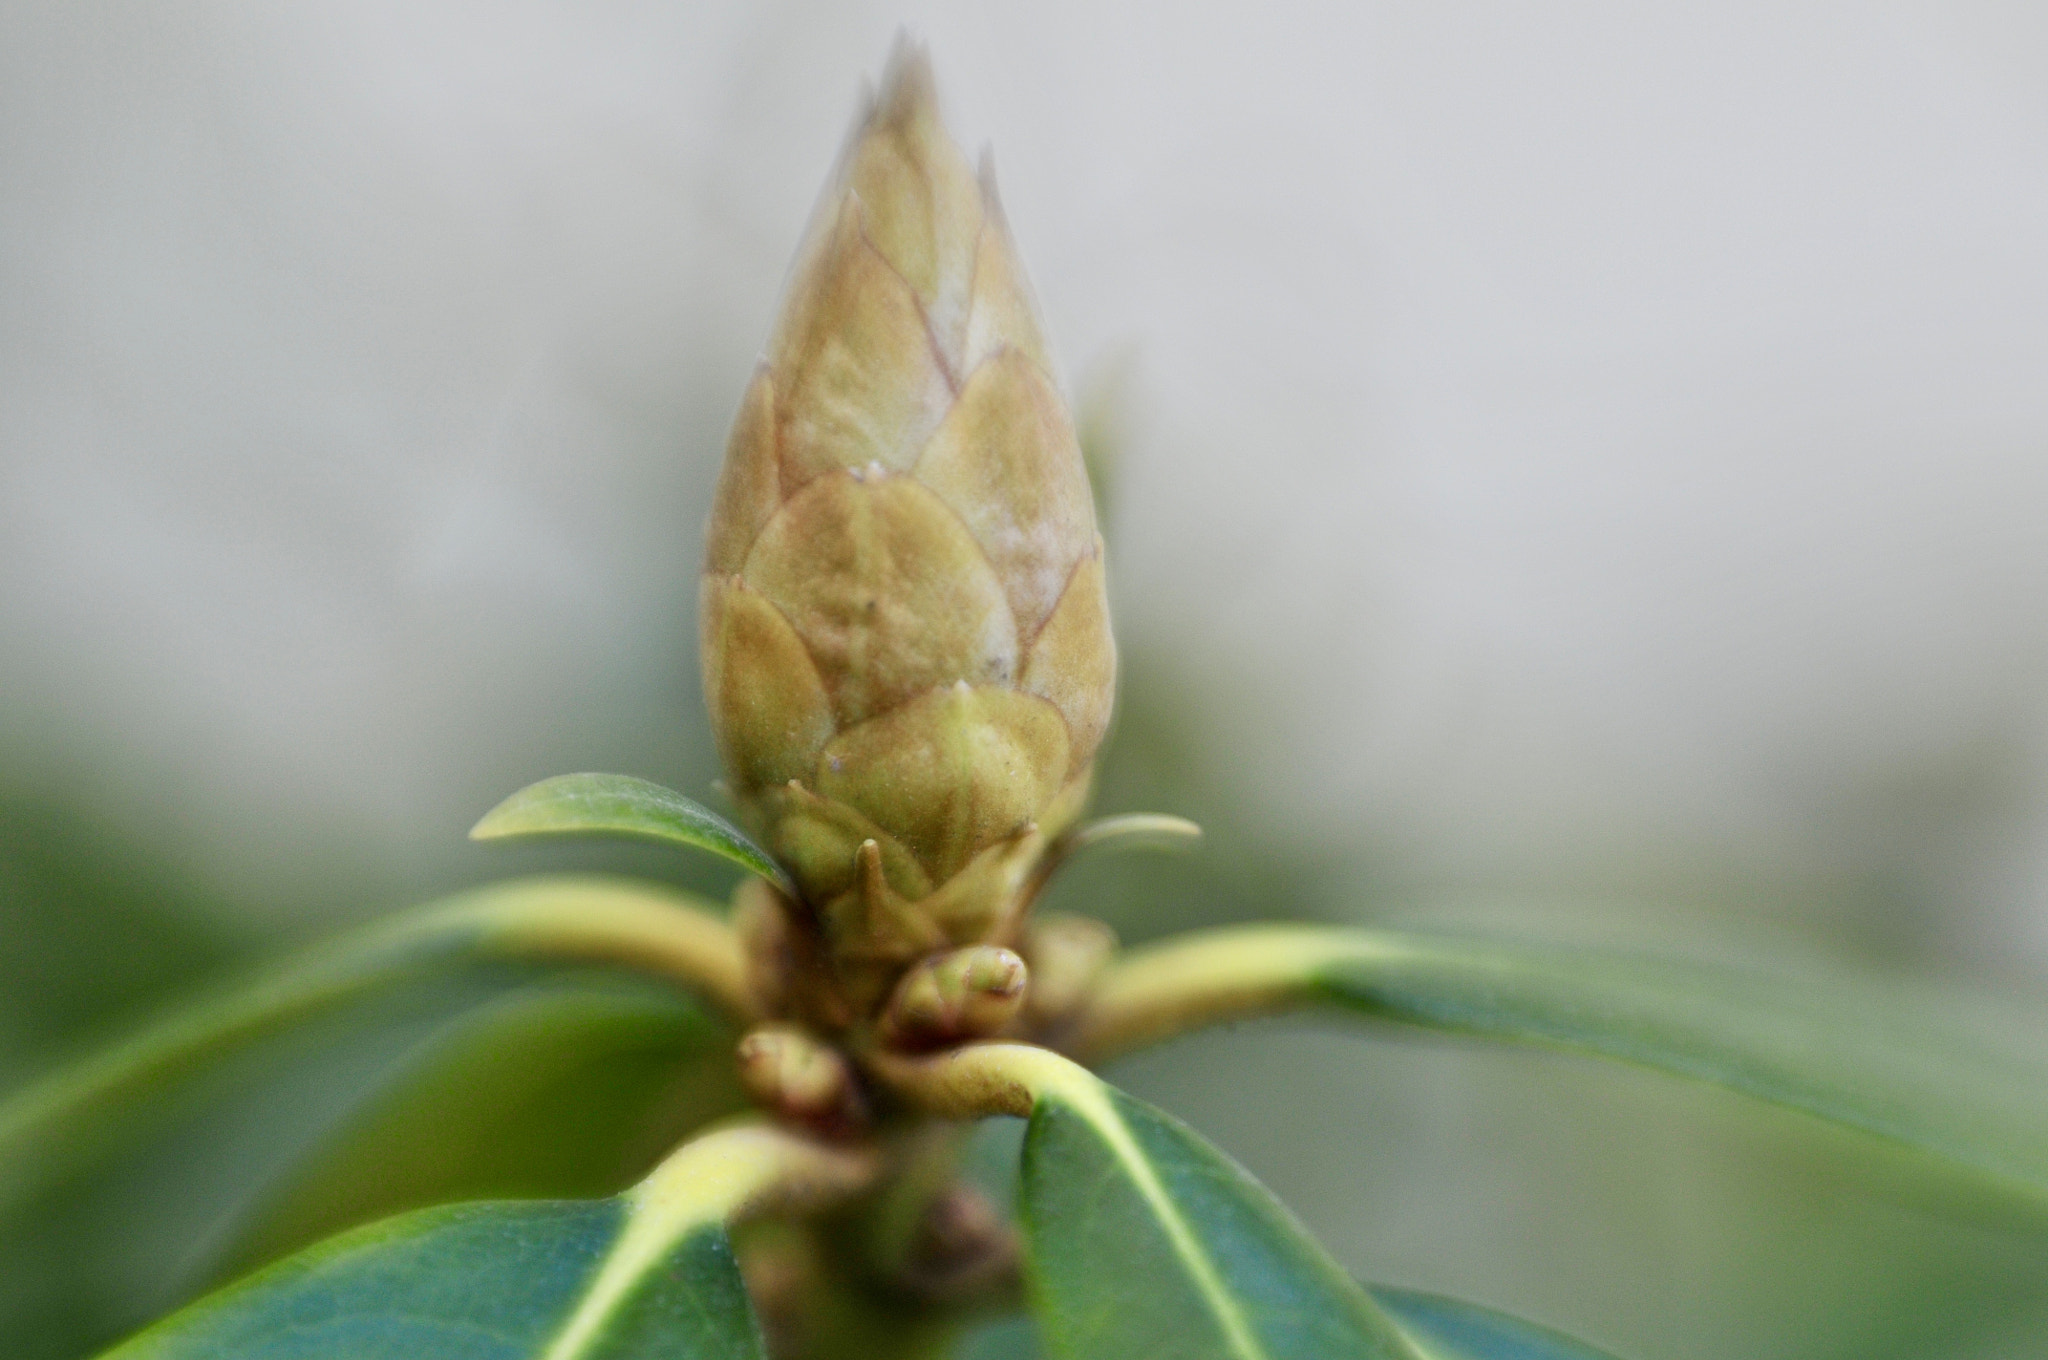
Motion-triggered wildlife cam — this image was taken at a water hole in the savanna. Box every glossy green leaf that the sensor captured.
[1013,1052,1421,1360]
[472,774,794,895]
[97,1123,864,1360]
[1368,1288,1622,1360]
[1074,926,2048,1202]
[107,1200,755,1360]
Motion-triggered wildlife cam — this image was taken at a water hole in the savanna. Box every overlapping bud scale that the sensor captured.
[702,53,1114,986]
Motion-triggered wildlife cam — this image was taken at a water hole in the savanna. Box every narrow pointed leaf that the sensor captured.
[97,1124,866,1360]
[1062,814,1203,858]
[1072,926,2048,1202]
[998,1049,1419,1360]
[472,774,794,895]
[1368,1288,1623,1360]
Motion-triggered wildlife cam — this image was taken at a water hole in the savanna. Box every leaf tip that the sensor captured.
[467,794,528,843]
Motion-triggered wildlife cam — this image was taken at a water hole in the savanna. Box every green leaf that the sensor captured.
[2,973,508,1360]
[0,972,741,1360]
[1013,1052,1420,1360]
[97,1123,865,1360]
[955,1314,1042,1359]
[1074,926,2048,1203]
[1062,814,1203,858]
[1368,1288,1623,1360]
[215,973,747,1277]
[0,877,750,1360]
[472,774,794,895]
[0,875,748,1207]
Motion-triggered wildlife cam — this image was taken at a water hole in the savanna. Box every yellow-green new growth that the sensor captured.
[701,47,1114,996]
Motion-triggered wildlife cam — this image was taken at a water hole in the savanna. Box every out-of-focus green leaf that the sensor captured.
[0,788,242,1089]
[96,1123,863,1360]
[0,877,747,1360]
[0,875,746,1209]
[1073,926,2048,1203]
[0,971,741,1360]
[216,972,746,1277]
[472,774,793,895]
[1368,1288,1622,1360]
[1,972,505,1360]
[955,1314,1041,1360]
[1011,1049,1420,1360]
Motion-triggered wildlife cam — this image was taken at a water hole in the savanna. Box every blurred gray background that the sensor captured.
[7,4,2048,1357]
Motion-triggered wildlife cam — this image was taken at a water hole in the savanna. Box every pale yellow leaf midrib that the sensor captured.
[1041,1070,1270,1360]
[536,1129,773,1360]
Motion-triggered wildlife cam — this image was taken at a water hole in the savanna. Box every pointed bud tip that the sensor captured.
[967,946,1027,997]
[702,40,1114,988]
[875,36,941,130]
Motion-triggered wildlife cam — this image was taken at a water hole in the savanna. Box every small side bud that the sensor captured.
[1021,913,1118,1033]
[737,1024,868,1137]
[878,945,1028,1049]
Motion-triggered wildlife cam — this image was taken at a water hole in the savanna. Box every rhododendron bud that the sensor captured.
[701,47,1113,986]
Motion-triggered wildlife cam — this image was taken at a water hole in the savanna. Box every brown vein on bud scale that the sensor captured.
[702,44,1115,1012]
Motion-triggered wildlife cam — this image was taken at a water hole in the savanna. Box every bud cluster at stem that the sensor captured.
[701,48,1114,1013]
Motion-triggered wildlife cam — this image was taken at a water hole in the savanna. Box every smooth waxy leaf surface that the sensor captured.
[99,1124,862,1360]
[471,774,794,895]
[104,1199,757,1360]
[1013,1053,1420,1360]
[1368,1288,1622,1360]
[1073,926,2048,1202]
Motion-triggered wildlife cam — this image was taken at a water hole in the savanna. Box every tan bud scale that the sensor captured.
[702,47,1115,980]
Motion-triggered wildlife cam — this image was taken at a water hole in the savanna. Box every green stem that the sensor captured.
[864,1041,1093,1121]
[1061,922,2048,1204]
[1060,924,1356,1064]
[855,1120,972,1282]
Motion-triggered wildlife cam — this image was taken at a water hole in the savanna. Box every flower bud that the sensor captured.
[736,1024,868,1138]
[701,47,1115,977]
[877,945,1029,1049]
